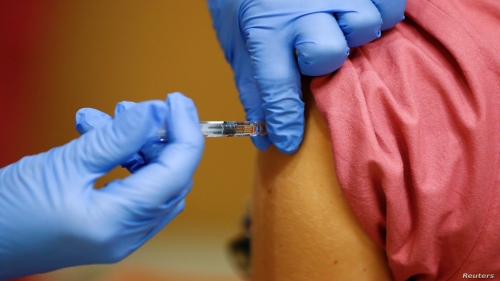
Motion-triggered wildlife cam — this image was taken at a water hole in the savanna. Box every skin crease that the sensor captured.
[251,81,393,281]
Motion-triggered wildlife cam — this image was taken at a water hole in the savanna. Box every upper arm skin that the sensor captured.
[251,86,393,281]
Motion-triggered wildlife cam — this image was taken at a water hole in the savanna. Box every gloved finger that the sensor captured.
[75,102,148,174]
[370,0,407,30]
[246,29,304,153]
[294,12,349,76]
[113,101,149,172]
[75,102,140,134]
[110,93,204,208]
[232,45,272,151]
[114,101,136,116]
[73,100,166,174]
[336,0,383,47]
[113,100,168,171]
[75,108,113,135]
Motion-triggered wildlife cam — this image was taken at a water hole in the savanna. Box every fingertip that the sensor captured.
[175,199,186,214]
[148,101,168,125]
[380,13,406,30]
[266,121,304,154]
[337,5,383,47]
[373,0,407,30]
[75,108,91,135]
[296,39,349,76]
[158,93,204,173]
[75,108,112,135]
[167,92,188,99]
[251,135,272,151]
[264,99,304,154]
[166,92,194,111]
[113,100,167,143]
[167,92,198,122]
[114,101,136,116]
[260,90,304,155]
[167,91,185,98]
[165,92,203,144]
[294,13,349,76]
[272,131,303,154]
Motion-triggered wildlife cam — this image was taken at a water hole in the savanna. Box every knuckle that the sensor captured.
[83,226,129,263]
[254,63,297,90]
[340,9,382,47]
[297,39,349,76]
[84,225,115,247]
[176,200,186,214]
[104,250,129,264]
[262,91,303,111]
[344,11,382,33]
[62,205,132,264]
[372,0,407,30]
[183,135,205,155]
[381,11,406,30]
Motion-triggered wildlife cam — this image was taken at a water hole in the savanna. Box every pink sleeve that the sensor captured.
[310,0,500,280]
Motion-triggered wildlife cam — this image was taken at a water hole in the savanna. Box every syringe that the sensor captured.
[157,121,266,141]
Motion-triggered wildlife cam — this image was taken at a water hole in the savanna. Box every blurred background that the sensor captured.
[1,1,254,280]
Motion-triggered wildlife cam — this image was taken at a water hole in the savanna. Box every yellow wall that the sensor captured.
[33,1,254,230]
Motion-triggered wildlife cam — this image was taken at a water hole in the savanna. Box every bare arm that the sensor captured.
[251,88,393,281]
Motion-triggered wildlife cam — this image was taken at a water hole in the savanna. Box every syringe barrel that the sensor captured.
[200,121,265,137]
[200,121,264,137]
[157,121,266,141]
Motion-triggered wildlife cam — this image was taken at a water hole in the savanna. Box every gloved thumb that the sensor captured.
[72,100,166,175]
[75,104,149,173]
[75,108,113,135]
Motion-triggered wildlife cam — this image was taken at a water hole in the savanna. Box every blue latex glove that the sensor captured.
[208,0,407,153]
[76,100,167,173]
[0,93,204,279]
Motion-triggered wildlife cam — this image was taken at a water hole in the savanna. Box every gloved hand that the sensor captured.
[0,93,204,280]
[76,100,168,174]
[208,0,406,153]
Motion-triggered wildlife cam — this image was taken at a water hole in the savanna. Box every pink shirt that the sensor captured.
[311,0,500,280]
